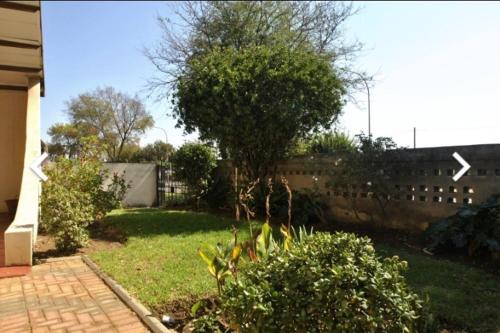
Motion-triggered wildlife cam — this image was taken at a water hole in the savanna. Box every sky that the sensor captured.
[40,1,500,148]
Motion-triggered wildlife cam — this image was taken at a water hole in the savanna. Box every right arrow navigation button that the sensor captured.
[452,152,471,182]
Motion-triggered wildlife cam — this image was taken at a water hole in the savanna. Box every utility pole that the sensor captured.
[154,126,168,146]
[154,126,170,179]
[413,127,416,149]
[352,72,371,137]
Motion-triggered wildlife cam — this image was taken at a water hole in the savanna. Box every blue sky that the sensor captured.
[41,1,500,148]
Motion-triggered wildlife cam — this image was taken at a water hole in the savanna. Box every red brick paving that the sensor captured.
[0,257,150,332]
[0,266,31,278]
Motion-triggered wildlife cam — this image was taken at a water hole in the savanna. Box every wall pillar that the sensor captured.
[4,77,41,266]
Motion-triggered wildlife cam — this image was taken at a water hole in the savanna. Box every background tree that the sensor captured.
[147,1,366,179]
[47,123,82,158]
[147,1,367,99]
[115,143,141,162]
[62,87,154,161]
[131,140,175,163]
[308,131,356,155]
[288,131,356,157]
[170,142,217,203]
[174,44,344,180]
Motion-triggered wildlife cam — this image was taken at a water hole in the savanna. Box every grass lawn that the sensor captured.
[378,245,500,333]
[91,209,500,332]
[90,209,256,309]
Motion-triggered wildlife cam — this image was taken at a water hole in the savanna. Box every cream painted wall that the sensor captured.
[103,163,157,207]
[0,90,27,213]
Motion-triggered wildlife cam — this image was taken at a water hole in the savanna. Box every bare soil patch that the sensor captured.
[34,223,126,260]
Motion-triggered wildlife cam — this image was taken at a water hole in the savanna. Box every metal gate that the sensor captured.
[156,163,166,207]
[156,162,190,207]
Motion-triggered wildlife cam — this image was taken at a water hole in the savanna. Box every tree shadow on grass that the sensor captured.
[105,208,258,239]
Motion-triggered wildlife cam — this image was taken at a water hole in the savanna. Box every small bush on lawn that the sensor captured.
[221,231,433,333]
[203,174,233,210]
[425,193,500,259]
[171,142,217,207]
[41,137,128,252]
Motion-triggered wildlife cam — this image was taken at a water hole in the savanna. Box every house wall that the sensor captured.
[0,90,27,213]
[219,144,500,232]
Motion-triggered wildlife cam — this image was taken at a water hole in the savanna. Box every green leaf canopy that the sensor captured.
[174,44,345,179]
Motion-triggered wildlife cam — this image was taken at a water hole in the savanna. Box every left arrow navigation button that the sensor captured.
[30,152,49,181]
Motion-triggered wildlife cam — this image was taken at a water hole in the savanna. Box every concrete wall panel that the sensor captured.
[103,163,157,207]
[218,144,500,232]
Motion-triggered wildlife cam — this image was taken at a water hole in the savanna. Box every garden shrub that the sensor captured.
[221,231,432,333]
[203,173,233,210]
[40,137,127,252]
[425,194,500,259]
[192,313,224,333]
[171,142,217,204]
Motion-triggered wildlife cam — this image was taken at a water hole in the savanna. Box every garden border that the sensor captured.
[80,255,175,333]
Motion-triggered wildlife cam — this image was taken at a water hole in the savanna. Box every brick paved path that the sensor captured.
[0,257,150,333]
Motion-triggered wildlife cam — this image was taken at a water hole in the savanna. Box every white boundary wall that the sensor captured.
[103,163,157,207]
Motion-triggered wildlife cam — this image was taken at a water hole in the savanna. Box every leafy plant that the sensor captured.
[222,232,433,333]
[425,194,500,258]
[198,228,242,296]
[308,131,356,155]
[203,174,233,210]
[171,142,217,206]
[192,313,224,333]
[40,137,128,252]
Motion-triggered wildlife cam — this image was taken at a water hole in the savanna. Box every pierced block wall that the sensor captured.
[220,144,500,232]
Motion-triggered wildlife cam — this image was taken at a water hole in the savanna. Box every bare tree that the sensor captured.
[145,1,370,101]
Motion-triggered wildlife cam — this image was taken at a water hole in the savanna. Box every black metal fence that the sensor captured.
[156,163,190,207]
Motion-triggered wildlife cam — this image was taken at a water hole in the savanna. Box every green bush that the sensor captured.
[425,194,500,259]
[171,142,217,202]
[221,232,432,333]
[203,173,233,210]
[192,313,223,333]
[41,137,128,252]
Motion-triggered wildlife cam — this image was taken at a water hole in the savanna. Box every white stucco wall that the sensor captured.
[103,163,157,207]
